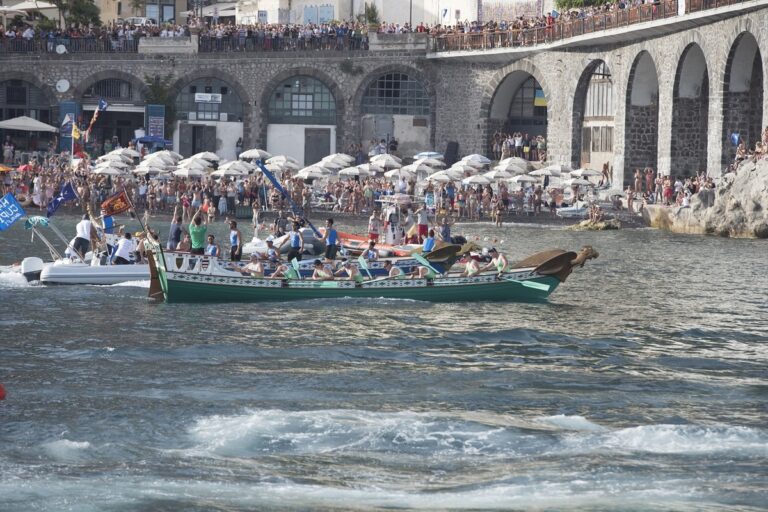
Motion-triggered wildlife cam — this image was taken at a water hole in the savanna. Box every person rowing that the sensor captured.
[232,253,264,277]
[312,259,334,281]
[480,247,509,277]
[382,259,405,279]
[460,256,480,277]
[334,258,364,284]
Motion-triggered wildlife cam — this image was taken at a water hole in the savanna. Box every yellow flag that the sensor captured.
[71,124,81,140]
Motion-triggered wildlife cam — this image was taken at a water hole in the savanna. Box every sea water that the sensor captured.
[0,215,766,511]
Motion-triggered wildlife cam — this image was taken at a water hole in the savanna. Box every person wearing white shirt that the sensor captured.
[22,27,35,40]
[73,214,95,258]
[113,232,134,265]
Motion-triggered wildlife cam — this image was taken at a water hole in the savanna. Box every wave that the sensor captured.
[40,439,92,462]
[184,409,768,460]
[108,280,150,288]
[0,270,31,288]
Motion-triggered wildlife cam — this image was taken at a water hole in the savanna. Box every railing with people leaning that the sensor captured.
[197,33,369,53]
[0,37,139,54]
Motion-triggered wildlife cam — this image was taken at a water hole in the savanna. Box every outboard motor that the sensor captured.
[20,257,44,282]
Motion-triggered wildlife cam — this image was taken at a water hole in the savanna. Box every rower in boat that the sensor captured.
[480,248,508,277]
[410,264,436,280]
[232,253,264,277]
[311,259,334,281]
[460,256,480,277]
[334,259,364,284]
[382,260,406,279]
[363,241,378,262]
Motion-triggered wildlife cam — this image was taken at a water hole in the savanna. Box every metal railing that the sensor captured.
[431,1,679,52]
[0,37,139,54]
[685,0,752,12]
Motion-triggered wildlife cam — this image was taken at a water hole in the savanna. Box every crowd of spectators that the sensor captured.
[0,0,679,54]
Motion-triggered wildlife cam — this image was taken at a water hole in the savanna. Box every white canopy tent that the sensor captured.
[0,116,58,133]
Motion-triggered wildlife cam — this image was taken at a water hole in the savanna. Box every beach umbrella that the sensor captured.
[413,157,445,168]
[239,148,272,160]
[493,161,527,174]
[177,158,211,170]
[322,153,355,165]
[462,175,491,185]
[211,168,245,178]
[133,167,169,176]
[317,159,344,171]
[570,168,602,178]
[219,160,255,173]
[143,153,175,166]
[414,151,443,159]
[137,159,171,170]
[98,153,132,164]
[265,155,298,166]
[108,148,140,158]
[499,157,531,169]
[449,163,480,173]
[384,168,416,180]
[461,154,492,165]
[339,166,372,177]
[296,165,330,180]
[96,160,129,169]
[509,175,538,184]
[483,169,514,180]
[444,167,466,180]
[357,163,385,174]
[191,151,220,162]
[427,171,452,183]
[370,154,402,168]
[401,162,432,174]
[173,167,205,178]
[152,149,182,161]
[543,164,571,174]
[562,178,593,187]
[529,168,560,177]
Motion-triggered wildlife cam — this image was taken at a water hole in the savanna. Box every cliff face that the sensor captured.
[643,160,768,239]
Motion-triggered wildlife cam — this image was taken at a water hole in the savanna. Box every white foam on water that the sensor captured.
[536,414,608,432]
[0,269,32,288]
[40,439,92,462]
[107,280,150,288]
[559,424,768,455]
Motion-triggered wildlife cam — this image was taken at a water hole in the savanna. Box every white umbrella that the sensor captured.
[462,175,491,185]
[96,160,129,169]
[0,115,57,133]
[173,168,205,178]
[483,169,513,180]
[449,163,480,174]
[192,151,220,162]
[493,161,527,174]
[414,151,443,159]
[133,167,169,176]
[509,175,538,184]
[499,157,531,169]
[239,148,272,160]
[384,168,416,179]
[112,148,141,158]
[529,168,560,177]
[444,168,466,180]
[317,159,344,171]
[427,171,452,183]
[357,163,384,174]
[401,162,433,173]
[322,153,355,165]
[177,158,211,170]
[265,155,298,166]
[98,153,132,164]
[461,154,492,165]
[219,160,254,173]
[153,149,182,161]
[296,166,329,180]
[339,166,372,177]
[137,159,171,170]
[211,168,245,177]
[143,153,175,165]
[413,157,445,168]
[543,164,571,174]
[370,154,402,168]
[570,168,602,178]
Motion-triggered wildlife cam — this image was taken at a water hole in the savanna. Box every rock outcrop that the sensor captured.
[643,160,768,238]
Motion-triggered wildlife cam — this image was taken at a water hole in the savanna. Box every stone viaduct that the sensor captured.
[2,0,768,184]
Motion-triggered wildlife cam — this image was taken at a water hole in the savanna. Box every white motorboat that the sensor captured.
[17,216,150,285]
[242,227,322,257]
[556,201,589,219]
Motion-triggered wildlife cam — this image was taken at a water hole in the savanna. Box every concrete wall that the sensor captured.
[173,120,244,161]
[266,124,337,166]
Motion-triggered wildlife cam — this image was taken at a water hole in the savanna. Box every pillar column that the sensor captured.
[656,73,675,175]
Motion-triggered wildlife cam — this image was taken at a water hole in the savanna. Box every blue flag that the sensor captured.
[46,181,78,218]
[103,215,114,234]
[98,98,109,111]
[0,193,26,231]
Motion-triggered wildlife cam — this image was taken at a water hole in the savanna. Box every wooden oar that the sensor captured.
[412,253,442,276]
[357,255,373,280]
[290,258,302,280]
[503,276,550,291]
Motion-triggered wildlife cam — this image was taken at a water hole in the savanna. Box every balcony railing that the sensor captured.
[431,1,679,52]
[197,34,369,53]
[0,37,139,54]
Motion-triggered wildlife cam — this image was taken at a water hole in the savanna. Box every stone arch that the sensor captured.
[258,67,346,154]
[624,50,659,185]
[671,43,709,176]
[0,70,57,107]
[170,68,253,145]
[484,60,550,158]
[721,31,763,166]
[353,64,436,157]
[0,73,58,148]
[571,59,615,171]
[72,70,149,103]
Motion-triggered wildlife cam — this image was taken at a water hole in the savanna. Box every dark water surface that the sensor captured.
[1,214,766,511]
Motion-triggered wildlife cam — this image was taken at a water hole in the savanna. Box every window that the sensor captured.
[175,77,243,122]
[85,79,133,101]
[362,73,430,116]
[585,63,614,119]
[267,76,336,125]
[507,77,547,125]
[5,86,26,105]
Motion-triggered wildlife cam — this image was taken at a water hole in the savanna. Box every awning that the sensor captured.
[202,2,236,17]
[83,104,145,113]
[0,116,58,133]
[9,0,58,11]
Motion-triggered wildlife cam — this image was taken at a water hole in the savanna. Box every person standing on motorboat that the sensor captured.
[112,232,134,265]
[73,214,97,259]
[280,222,304,261]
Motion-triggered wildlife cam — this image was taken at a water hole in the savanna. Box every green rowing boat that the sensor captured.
[147,246,598,304]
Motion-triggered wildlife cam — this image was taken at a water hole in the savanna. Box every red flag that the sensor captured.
[101,190,132,217]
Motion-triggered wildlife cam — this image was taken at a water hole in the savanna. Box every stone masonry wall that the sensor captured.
[671,95,708,176]
[624,105,659,183]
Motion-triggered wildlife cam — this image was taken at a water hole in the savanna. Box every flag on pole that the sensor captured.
[0,193,26,231]
[101,190,132,217]
[85,98,110,142]
[61,113,73,135]
[71,124,81,140]
[46,181,78,218]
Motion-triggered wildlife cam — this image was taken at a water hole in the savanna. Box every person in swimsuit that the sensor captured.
[460,257,480,277]
[312,259,334,280]
[383,260,405,279]
[480,248,508,277]
[334,259,364,283]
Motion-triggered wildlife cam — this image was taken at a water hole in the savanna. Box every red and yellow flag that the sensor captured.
[101,190,132,217]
